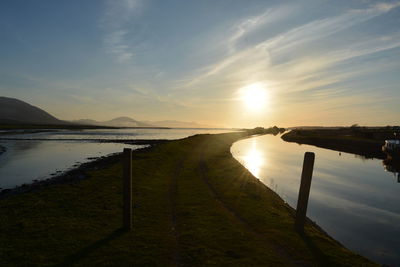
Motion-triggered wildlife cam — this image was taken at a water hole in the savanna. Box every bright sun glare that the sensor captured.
[242,140,265,177]
[240,83,269,112]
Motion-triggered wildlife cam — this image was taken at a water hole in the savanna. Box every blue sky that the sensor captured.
[1,0,399,127]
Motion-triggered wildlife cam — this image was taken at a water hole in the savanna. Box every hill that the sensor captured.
[146,120,217,128]
[0,96,217,129]
[0,96,66,125]
[73,117,151,127]
[73,118,216,128]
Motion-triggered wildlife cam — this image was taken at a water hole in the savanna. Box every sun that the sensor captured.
[240,82,269,111]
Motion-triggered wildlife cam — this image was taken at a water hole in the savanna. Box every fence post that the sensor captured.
[123,148,132,231]
[295,152,315,232]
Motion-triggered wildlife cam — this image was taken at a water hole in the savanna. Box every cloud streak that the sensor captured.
[100,0,141,63]
[103,30,134,63]
[184,2,400,94]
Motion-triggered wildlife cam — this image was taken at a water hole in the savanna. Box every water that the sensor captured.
[231,134,400,266]
[0,140,144,189]
[0,128,235,189]
[0,128,233,140]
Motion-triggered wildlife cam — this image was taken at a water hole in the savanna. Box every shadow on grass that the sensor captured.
[56,228,126,267]
[297,230,331,266]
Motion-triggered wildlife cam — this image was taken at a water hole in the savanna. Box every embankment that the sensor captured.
[0,131,376,266]
[282,129,386,159]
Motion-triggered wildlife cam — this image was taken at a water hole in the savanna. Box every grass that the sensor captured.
[0,132,377,266]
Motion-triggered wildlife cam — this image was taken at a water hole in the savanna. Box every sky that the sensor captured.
[0,0,399,128]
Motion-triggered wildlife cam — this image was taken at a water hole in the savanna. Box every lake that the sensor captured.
[231,134,400,266]
[0,128,235,190]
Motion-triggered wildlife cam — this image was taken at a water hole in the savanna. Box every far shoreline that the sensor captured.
[280,127,398,159]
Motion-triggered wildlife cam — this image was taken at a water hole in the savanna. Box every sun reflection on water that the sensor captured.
[242,140,265,178]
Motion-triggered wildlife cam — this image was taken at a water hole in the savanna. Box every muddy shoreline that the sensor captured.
[0,141,163,199]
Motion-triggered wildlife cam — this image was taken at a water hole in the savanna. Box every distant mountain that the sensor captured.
[73,118,217,128]
[103,117,152,127]
[146,120,217,128]
[73,117,152,127]
[71,119,99,126]
[0,96,217,128]
[0,96,67,125]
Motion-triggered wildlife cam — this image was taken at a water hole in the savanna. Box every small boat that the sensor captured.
[382,139,400,158]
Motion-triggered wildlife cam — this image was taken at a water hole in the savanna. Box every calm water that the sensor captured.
[231,134,400,266]
[0,128,234,140]
[0,140,144,189]
[0,128,235,190]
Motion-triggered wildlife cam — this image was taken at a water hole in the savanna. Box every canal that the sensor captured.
[231,134,400,266]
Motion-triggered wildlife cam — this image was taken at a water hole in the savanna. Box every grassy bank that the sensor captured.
[281,128,392,159]
[0,131,376,266]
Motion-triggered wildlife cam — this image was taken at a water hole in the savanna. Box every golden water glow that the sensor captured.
[240,82,269,112]
[242,140,265,177]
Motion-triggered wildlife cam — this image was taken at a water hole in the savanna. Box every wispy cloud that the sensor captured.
[258,2,400,60]
[374,1,400,12]
[184,1,400,94]
[103,30,133,63]
[228,5,295,53]
[100,0,141,63]
[101,0,141,28]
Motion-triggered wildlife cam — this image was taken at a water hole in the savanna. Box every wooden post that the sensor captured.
[295,152,315,232]
[123,148,132,230]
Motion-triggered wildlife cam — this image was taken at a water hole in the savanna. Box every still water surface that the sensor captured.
[0,128,234,190]
[231,134,400,266]
[0,140,144,190]
[0,128,232,140]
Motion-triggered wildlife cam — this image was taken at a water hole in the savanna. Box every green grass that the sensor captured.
[0,132,377,266]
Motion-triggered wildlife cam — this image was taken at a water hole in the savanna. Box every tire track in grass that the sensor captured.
[168,155,185,267]
[132,151,181,266]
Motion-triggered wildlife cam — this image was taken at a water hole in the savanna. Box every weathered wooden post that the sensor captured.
[295,152,315,232]
[123,148,132,231]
